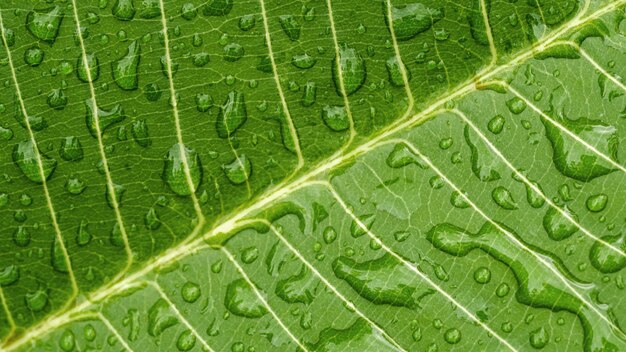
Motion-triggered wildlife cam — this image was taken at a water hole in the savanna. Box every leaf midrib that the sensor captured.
[2,0,623,349]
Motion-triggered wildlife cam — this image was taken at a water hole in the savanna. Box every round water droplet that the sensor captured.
[323,226,337,244]
[543,206,578,241]
[529,327,549,349]
[24,47,44,67]
[444,328,461,344]
[473,267,491,284]
[223,43,244,62]
[58,329,75,352]
[181,282,201,303]
[177,330,196,351]
[586,194,608,213]
[488,115,505,134]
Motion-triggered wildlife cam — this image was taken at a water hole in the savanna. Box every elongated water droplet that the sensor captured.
[333,45,366,96]
[279,15,301,41]
[291,53,316,69]
[148,299,178,336]
[112,41,140,90]
[13,140,56,183]
[333,253,431,308]
[275,266,317,304]
[309,319,402,351]
[491,186,517,210]
[131,119,151,147]
[216,91,247,138]
[385,56,410,87]
[350,214,374,237]
[77,53,99,83]
[386,142,427,169]
[586,193,608,212]
[176,330,196,351]
[163,144,202,196]
[0,265,18,286]
[76,220,91,246]
[386,3,443,41]
[85,99,126,137]
[301,81,317,107]
[51,238,69,273]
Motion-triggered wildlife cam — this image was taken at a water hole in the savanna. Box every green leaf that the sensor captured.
[0,0,624,351]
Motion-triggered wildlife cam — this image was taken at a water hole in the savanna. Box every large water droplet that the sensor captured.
[85,99,126,137]
[112,0,136,21]
[222,154,251,185]
[386,3,443,41]
[589,234,626,273]
[13,140,56,183]
[333,45,366,96]
[543,206,578,241]
[112,41,140,91]
[162,144,202,196]
[279,15,301,41]
[59,136,83,161]
[224,278,267,318]
[26,6,64,44]
[321,105,349,131]
[148,299,178,336]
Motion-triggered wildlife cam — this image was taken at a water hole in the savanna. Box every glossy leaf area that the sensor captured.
[0,0,625,351]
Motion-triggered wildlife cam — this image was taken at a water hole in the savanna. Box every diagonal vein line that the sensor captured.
[383,0,415,114]
[579,47,626,93]
[507,85,626,176]
[0,287,15,343]
[452,109,626,259]
[258,0,304,169]
[158,0,206,223]
[0,11,78,301]
[242,219,408,352]
[326,0,356,146]
[479,0,498,65]
[150,282,216,352]
[221,247,309,352]
[97,313,133,352]
[69,0,133,272]
[325,182,518,352]
[392,138,624,337]
[3,2,625,350]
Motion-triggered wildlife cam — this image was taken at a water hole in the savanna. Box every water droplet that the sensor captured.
[496,283,510,297]
[148,299,178,336]
[529,327,549,349]
[85,99,126,137]
[276,266,317,304]
[224,278,267,318]
[76,220,91,246]
[59,136,83,161]
[586,193,608,212]
[542,115,619,182]
[350,214,374,237]
[24,47,44,67]
[238,14,255,31]
[202,0,233,16]
[195,93,213,112]
[13,226,30,247]
[387,3,443,41]
[47,89,67,110]
[321,105,349,131]
[444,328,461,344]
[112,41,140,90]
[14,96,46,131]
[464,125,501,182]
[0,126,13,140]
[222,154,251,185]
[163,144,202,196]
[66,177,86,195]
[131,119,151,147]
[58,329,75,352]
[144,207,160,230]
[491,186,518,210]
[385,56,410,87]
[138,0,161,19]
[506,97,527,114]
[176,330,196,351]
[223,43,244,62]
[291,53,316,69]
[386,142,427,169]
[13,140,56,183]
[450,191,470,208]
[181,282,201,303]
[543,206,578,241]
[301,81,317,107]
[0,265,19,286]
[105,183,126,208]
[589,234,626,273]
[279,15,301,41]
[51,238,69,273]
[309,318,401,350]
[26,6,64,44]
[488,115,505,134]
[112,0,136,21]
[473,267,491,284]
[323,226,337,244]
[333,45,366,96]
[25,287,48,312]
[192,52,210,67]
[216,91,247,138]
[144,83,162,101]
[241,247,258,264]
